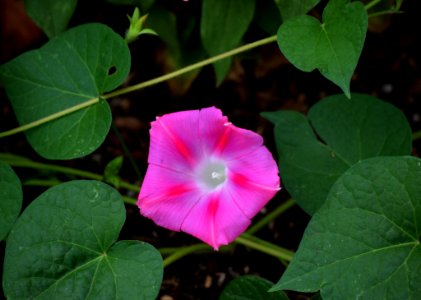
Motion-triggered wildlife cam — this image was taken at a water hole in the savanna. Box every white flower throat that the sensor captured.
[200,161,227,189]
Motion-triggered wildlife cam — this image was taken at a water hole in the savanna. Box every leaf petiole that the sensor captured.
[0,36,277,139]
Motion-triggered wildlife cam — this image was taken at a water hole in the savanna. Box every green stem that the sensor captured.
[0,36,277,139]
[121,195,137,205]
[23,178,62,187]
[364,0,382,10]
[160,229,295,267]
[103,35,277,100]
[158,247,182,256]
[0,153,140,193]
[163,244,211,267]
[0,98,99,138]
[162,233,294,267]
[365,0,404,18]
[22,178,137,205]
[368,9,403,18]
[246,199,295,235]
[235,233,294,262]
[23,174,294,264]
[413,130,421,141]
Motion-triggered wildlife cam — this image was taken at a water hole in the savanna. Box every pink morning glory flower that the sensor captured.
[138,107,280,250]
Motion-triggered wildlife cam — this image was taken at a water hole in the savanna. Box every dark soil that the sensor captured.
[1,0,421,299]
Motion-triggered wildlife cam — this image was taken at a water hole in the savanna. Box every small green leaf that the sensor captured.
[277,0,367,97]
[271,156,421,299]
[0,162,22,241]
[24,0,77,38]
[3,180,163,299]
[275,0,321,21]
[125,9,157,44]
[201,0,255,84]
[262,93,412,214]
[104,156,123,187]
[220,275,289,300]
[0,23,131,160]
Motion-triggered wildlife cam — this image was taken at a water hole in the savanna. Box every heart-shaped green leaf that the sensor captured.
[220,275,288,300]
[0,162,22,241]
[201,0,255,84]
[262,94,412,214]
[0,23,131,160]
[277,0,367,97]
[276,0,321,21]
[24,0,77,38]
[271,156,421,299]
[3,180,163,299]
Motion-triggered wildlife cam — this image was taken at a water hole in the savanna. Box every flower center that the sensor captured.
[200,161,227,189]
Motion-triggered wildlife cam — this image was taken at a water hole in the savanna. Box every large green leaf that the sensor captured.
[275,0,320,21]
[0,162,22,241]
[24,0,77,38]
[3,180,163,299]
[262,94,412,215]
[277,0,367,97]
[271,156,421,299]
[220,275,288,300]
[201,0,255,84]
[0,23,131,160]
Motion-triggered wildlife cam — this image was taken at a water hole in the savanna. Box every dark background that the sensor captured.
[1,0,420,299]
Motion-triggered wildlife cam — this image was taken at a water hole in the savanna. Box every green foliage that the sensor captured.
[0,162,22,240]
[147,4,205,67]
[201,0,255,84]
[0,1,416,299]
[3,180,163,299]
[254,0,282,35]
[0,23,131,160]
[275,0,321,21]
[147,5,182,61]
[24,0,77,38]
[277,0,367,97]
[271,156,421,299]
[103,156,124,188]
[262,94,412,215]
[125,7,157,44]
[220,275,289,299]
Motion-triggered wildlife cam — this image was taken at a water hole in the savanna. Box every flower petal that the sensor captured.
[225,146,281,218]
[181,190,251,250]
[139,106,281,249]
[138,164,205,231]
[198,107,264,159]
[148,109,203,173]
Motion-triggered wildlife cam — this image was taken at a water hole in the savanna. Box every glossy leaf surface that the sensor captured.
[277,0,367,97]
[3,180,163,299]
[24,0,77,37]
[262,94,412,214]
[201,0,255,83]
[276,0,320,21]
[272,156,421,300]
[220,275,288,300]
[0,162,22,240]
[0,23,130,159]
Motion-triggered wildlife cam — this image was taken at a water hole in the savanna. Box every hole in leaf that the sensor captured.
[108,65,117,76]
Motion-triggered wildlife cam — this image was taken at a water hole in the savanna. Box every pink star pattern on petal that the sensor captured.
[138,107,280,249]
